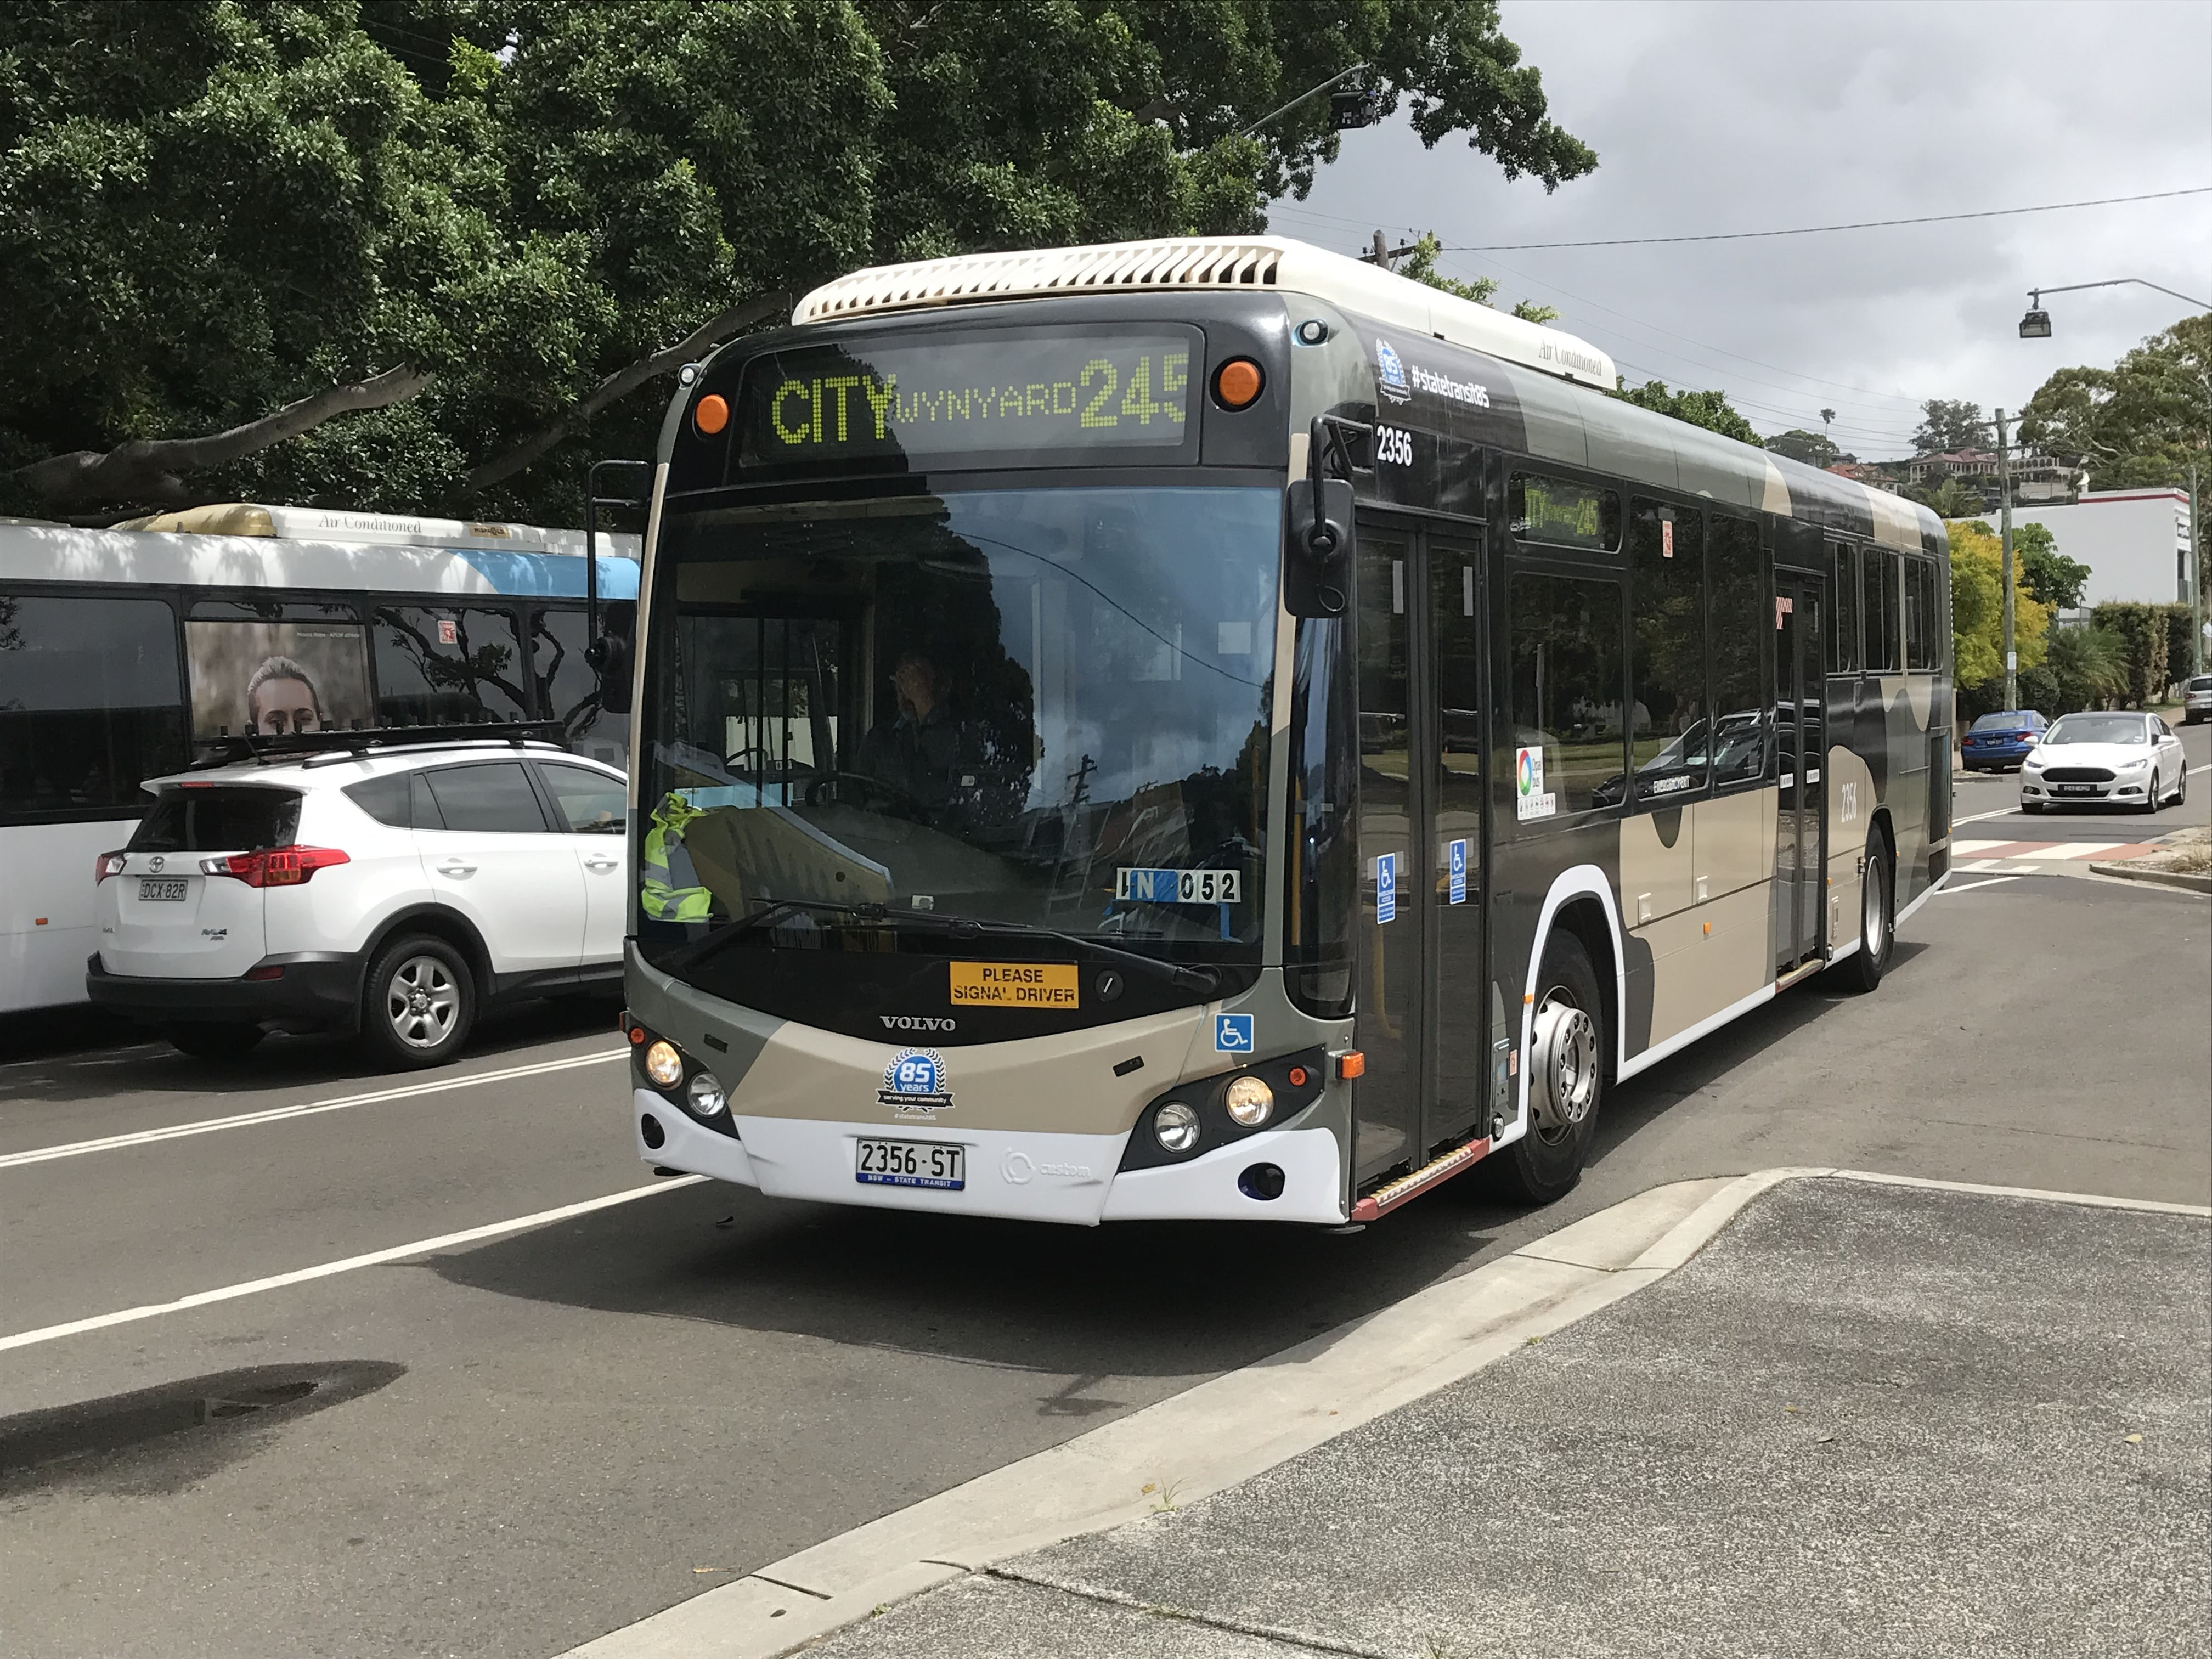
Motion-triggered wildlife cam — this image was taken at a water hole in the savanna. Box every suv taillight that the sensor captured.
[95,850,127,883]
[201,847,351,887]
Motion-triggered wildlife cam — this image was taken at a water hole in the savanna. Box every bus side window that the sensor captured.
[1628,500,1707,805]
[1830,543,1859,674]
[1862,549,1897,672]
[1708,516,1765,788]
[1506,572,1626,819]
[0,592,186,814]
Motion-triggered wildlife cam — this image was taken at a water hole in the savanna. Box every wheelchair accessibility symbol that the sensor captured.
[1214,1013,1255,1053]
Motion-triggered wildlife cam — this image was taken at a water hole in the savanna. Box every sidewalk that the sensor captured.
[805,1178,2211,1658]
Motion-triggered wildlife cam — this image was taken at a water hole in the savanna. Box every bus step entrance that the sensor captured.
[1350,1133,1493,1223]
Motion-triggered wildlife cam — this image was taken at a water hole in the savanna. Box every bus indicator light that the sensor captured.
[1213,358,1264,409]
[693,393,730,435]
[1336,1051,1367,1081]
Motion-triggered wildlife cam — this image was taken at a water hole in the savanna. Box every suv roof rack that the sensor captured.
[189,720,571,771]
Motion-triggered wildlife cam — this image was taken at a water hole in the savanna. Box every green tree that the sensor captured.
[2039,623,2125,715]
[2018,313,2212,492]
[1912,398,1986,456]
[2012,522,2091,610]
[1766,428,1843,468]
[1398,232,1558,323]
[1,0,1599,520]
[1609,380,1759,445]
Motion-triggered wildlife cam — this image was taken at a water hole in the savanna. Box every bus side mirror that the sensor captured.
[588,601,636,716]
[1284,476,1355,616]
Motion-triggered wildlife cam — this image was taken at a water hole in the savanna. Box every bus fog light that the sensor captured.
[644,1040,683,1088]
[686,1070,727,1118]
[1224,1075,1274,1127]
[1153,1101,1201,1153]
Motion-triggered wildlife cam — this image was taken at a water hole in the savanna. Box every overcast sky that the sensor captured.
[1279,0,2211,460]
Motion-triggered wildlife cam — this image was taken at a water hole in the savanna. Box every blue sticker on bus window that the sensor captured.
[1376,852,1397,924]
[1214,1013,1254,1053]
[1449,839,1468,906]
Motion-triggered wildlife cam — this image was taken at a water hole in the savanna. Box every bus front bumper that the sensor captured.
[633,1090,1345,1226]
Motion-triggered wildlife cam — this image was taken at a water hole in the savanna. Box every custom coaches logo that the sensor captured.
[878,1048,954,1115]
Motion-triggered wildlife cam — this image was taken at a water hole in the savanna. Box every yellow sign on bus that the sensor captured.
[947,962,1081,1008]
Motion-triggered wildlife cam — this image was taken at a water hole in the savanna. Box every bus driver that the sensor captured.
[856,648,965,812]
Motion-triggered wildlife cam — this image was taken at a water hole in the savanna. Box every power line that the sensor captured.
[1441,187,2212,252]
[1441,251,1927,422]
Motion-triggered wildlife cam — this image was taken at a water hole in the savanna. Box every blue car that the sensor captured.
[1961,709,2048,770]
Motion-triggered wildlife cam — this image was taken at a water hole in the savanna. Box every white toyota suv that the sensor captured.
[87,740,627,1067]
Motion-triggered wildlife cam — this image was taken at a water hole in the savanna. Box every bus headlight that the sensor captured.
[1153,1101,1201,1153]
[686,1070,727,1118]
[644,1040,683,1088]
[1224,1075,1274,1127]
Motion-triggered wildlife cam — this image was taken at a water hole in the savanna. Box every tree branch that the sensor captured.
[9,364,433,508]
[449,291,789,505]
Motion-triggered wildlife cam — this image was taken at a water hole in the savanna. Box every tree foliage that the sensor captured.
[1398,232,1558,323]
[0,0,1596,521]
[1611,380,1760,446]
[1912,398,1986,456]
[2012,522,2091,610]
[2018,314,2212,492]
[1765,428,1846,469]
[1945,518,2050,689]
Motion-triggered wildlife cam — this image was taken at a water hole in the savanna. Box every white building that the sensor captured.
[2005,487,2195,606]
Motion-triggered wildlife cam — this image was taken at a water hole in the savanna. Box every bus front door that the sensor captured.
[1352,519,1489,1189]
[1773,572,1826,971]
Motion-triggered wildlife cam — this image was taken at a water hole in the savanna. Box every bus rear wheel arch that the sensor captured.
[1829,820,1893,995]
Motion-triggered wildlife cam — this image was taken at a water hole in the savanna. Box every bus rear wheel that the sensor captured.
[1830,840,1892,994]
[1489,931,1604,1206]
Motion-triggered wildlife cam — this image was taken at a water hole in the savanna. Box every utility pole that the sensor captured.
[1997,408,2017,711]
[2191,457,2204,675]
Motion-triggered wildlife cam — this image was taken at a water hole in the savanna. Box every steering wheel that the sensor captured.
[804,770,929,819]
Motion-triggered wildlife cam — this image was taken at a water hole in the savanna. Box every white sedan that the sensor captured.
[2019,711,2188,814]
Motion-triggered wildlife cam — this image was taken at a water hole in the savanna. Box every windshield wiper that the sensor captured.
[667,896,1221,996]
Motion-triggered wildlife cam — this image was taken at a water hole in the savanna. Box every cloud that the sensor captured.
[1278,1,2211,458]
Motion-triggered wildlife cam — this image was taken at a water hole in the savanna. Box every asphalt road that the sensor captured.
[2,735,2207,1659]
[1950,715,2210,853]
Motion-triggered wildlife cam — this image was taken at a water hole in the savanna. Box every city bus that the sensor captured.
[618,236,1951,1224]
[0,506,638,1014]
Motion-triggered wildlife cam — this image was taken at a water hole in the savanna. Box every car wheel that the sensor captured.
[361,934,476,1069]
[1830,839,1892,995]
[2138,770,2160,813]
[162,1022,266,1061]
[1486,931,1604,1206]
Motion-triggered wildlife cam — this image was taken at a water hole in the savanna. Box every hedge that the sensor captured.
[2089,603,2170,708]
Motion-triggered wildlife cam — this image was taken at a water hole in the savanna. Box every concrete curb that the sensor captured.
[555,1170,2211,1659]
[2087,860,2212,893]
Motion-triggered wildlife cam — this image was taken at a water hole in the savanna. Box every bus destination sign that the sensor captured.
[737,329,1199,471]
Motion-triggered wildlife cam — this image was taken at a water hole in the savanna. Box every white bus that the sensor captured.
[0,506,639,1015]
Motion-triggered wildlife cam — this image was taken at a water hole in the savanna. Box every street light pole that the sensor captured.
[1997,408,2017,710]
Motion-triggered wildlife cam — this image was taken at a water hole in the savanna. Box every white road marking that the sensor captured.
[1954,805,2025,826]
[1934,876,2021,894]
[0,1176,706,1355]
[0,1049,627,1171]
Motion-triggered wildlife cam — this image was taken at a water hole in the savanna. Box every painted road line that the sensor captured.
[0,1049,628,1172]
[1936,876,2021,894]
[0,1176,706,1355]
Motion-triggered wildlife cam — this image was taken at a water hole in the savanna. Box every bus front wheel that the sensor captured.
[1489,931,1604,1206]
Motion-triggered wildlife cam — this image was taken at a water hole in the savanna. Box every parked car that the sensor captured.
[2019,712,2188,815]
[87,740,628,1066]
[1960,709,2047,770]
[2182,674,2212,725]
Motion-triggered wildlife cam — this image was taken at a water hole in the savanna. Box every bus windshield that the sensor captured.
[638,484,1280,987]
